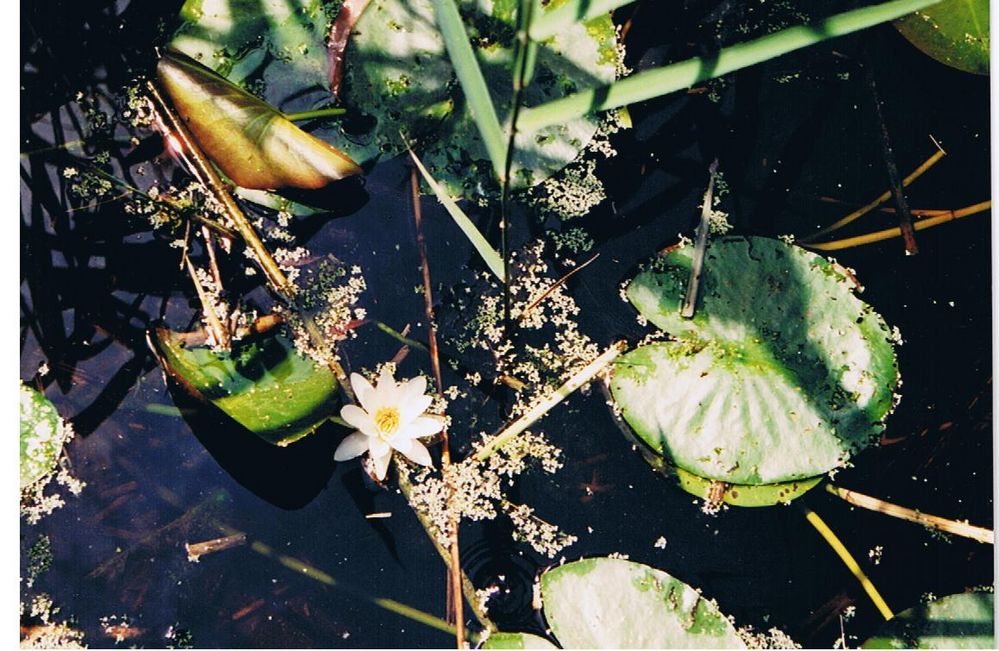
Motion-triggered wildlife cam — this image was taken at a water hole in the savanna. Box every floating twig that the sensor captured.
[519,253,599,320]
[826,484,994,544]
[185,532,246,562]
[865,60,917,255]
[184,257,230,350]
[805,200,990,251]
[799,503,894,621]
[802,141,946,242]
[680,159,719,319]
[476,342,627,462]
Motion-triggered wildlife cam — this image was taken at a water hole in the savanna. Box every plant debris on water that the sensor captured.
[19,0,993,648]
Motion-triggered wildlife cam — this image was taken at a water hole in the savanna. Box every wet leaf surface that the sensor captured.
[895,0,989,75]
[148,326,340,446]
[611,237,900,484]
[157,49,362,190]
[20,383,68,489]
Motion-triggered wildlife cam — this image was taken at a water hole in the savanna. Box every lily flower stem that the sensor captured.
[826,484,994,544]
[476,341,628,462]
[410,168,466,647]
[396,464,495,635]
[798,502,894,621]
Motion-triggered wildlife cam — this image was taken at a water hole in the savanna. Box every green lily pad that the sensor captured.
[148,327,339,446]
[481,632,558,649]
[674,466,823,507]
[339,0,618,198]
[611,237,899,484]
[895,0,989,75]
[171,0,335,108]
[862,592,995,649]
[20,383,71,489]
[540,558,745,649]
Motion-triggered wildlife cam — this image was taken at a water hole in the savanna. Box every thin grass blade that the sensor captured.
[408,147,506,283]
[434,0,508,182]
[519,0,941,132]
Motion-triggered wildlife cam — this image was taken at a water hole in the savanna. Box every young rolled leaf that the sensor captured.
[517,0,942,132]
[20,383,72,489]
[156,49,362,191]
[148,326,340,446]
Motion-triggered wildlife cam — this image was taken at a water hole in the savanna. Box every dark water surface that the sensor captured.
[21,0,992,647]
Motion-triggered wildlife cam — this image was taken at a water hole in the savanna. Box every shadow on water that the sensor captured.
[161,375,339,510]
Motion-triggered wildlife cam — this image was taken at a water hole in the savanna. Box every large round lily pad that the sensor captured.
[895,0,989,75]
[611,237,899,485]
[338,0,618,197]
[540,558,745,649]
[862,592,994,649]
[20,383,71,489]
[148,327,339,446]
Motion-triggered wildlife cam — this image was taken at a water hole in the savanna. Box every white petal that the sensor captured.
[334,431,370,461]
[402,375,428,401]
[375,367,401,405]
[351,373,378,412]
[390,435,414,455]
[372,450,392,480]
[400,416,445,440]
[400,394,433,422]
[401,440,433,467]
[370,439,390,458]
[340,404,376,436]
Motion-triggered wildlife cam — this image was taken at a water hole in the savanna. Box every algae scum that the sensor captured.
[20,0,993,647]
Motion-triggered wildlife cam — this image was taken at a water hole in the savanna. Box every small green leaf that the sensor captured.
[895,0,989,74]
[20,383,71,489]
[541,558,745,649]
[862,592,994,649]
[157,49,362,190]
[481,632,558,649]
[611,237,899,484]
[148,327,339,446]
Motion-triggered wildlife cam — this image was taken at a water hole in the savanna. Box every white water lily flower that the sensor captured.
[334,368,442,480]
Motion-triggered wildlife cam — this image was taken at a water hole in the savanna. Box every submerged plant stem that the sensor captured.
[410,168,465,648]
[799,503,894,621]
[476,342,627,462]
[826,484,994,544]
[802,145,946,242]
[247,538,459,637]
[805,200,990,251]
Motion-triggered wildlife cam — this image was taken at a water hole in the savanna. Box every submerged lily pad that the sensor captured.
[539,558,744,649]
[611,237,899,485]
[148,327,339,446]
[862,591,995,649]
[895,0,989,75]
[339,0,618,197]
[481,633,558,649]
[157,49,362,190]
[20,383,71,489]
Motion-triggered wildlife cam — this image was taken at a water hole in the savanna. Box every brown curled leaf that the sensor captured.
[156,49,362,190]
